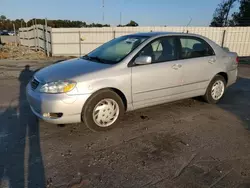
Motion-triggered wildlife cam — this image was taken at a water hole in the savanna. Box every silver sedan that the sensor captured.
[26,32,238,131]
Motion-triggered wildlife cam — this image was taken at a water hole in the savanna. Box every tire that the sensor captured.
[203,75,226,104]
[82,89,125,131]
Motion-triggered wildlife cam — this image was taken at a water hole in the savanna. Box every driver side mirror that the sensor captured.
[134,56,152,65]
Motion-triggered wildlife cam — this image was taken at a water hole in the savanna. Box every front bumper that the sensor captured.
[26,83,91,124]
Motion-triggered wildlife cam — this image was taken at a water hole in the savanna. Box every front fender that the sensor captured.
[75,77,132,106]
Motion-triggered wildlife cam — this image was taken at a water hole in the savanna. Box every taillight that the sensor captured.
[236,57,239,64]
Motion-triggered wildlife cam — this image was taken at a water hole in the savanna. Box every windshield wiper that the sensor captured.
[90,56,105,63]
[82,55,105,63]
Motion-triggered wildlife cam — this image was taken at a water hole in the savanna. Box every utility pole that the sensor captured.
[120,12,122,26]
[102,0,105,23]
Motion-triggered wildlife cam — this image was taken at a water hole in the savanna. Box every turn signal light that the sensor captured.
[43,113,63,118]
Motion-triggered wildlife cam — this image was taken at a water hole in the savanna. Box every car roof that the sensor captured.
[126,32,223,55]
[128,32,199,38]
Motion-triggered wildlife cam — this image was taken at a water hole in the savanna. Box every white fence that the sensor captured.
[19,25,52,55]
[0,35,20,44]
[19,26,250,57]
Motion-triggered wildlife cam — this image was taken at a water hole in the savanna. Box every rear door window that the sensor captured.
[179,37,215,59]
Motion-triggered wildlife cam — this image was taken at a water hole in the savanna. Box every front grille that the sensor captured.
[31,78,39,90]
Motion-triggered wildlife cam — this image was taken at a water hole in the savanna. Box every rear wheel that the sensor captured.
[82,89,125,131]
[203,75,226,104]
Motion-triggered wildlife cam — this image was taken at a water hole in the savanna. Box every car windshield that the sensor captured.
[82,35,149,64]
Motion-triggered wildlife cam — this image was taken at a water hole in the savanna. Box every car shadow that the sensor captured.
[0,65,45,187]
[218,76,250,130]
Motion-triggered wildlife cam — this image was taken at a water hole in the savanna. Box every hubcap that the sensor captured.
[92,98,119,127]
[211,80,225,100]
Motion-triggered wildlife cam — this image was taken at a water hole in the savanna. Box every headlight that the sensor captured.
[40,80,76,94]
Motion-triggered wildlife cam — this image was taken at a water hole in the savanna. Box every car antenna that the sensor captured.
[183,17,192,33]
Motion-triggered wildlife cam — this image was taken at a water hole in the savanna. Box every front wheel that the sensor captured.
[203,75,226,104]
[82,89,125,131]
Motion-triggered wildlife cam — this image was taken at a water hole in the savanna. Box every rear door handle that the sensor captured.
[208,58,216,64]
[172,64,182,70]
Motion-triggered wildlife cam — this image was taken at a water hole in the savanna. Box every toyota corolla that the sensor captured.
[26,32,238,131]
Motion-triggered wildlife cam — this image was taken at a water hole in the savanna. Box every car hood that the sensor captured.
[35,58,111,83]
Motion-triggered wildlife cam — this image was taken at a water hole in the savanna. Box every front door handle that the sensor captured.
[172,64,182,70]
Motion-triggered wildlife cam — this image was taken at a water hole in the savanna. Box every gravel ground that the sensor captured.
[0,60,250,188]
[0,45,47,60]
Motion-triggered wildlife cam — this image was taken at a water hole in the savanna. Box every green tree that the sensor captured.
[231,0,250,26]
[0,17,110,30]
[0,15,6,21]
[126,20,139,27]
[210,0,237,27]
[0,15,15,31]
